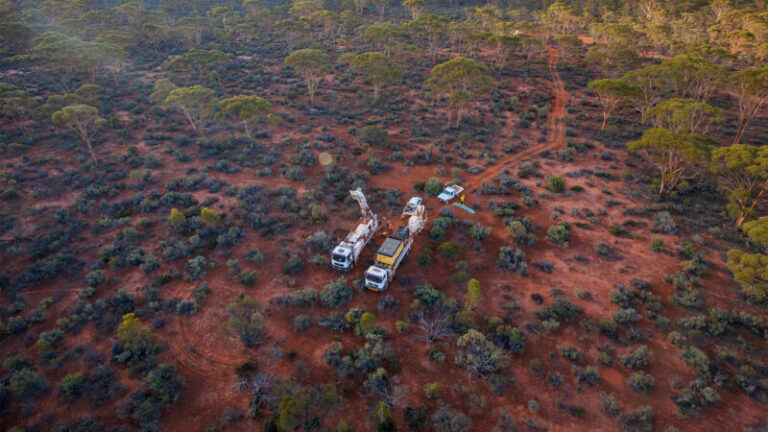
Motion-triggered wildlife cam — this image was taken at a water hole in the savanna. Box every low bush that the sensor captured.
[547,223,571,248]
[627,371,654,393]
[546,176,565,193]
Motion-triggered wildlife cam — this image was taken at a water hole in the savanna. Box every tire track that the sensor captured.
[468,45,568,189]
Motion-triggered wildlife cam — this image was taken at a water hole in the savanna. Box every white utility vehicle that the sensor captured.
[437,185,464,203]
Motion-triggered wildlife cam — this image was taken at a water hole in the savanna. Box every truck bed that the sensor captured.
[346,217,374,244]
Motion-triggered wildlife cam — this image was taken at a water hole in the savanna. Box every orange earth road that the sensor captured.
[468,45,568,190]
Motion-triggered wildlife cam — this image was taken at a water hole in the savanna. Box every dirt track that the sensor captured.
[468,45,568,191]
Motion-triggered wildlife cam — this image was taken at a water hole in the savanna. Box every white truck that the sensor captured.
[331,189,379,272]
[365,197,427,291]
[437,185,464,203]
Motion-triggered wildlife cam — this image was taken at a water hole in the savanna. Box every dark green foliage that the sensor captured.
[681,345,711,381]
[619,406,653,432]
[54,416,102,432]
[577,366,601,386]
[455,329,507,378]
[125,364,184,431]
[547,222,571,247]
[613,308,641,326]
[559,345,581,363]
[431,406,472,432]
[277,288,319,308]
[146,364,184,405]
[534,297,582,324]
[321,277,353,308]
[547,372,563,387]
[184,255,207,281]
[546,176,565,193]
[60,373,87,403]
[496,246,528,275]
[283,254,305,275]
[412,284,444,308]
[469,222,491,241]
[437,241,460,259]
[599,393,620,418]
[294,315,313,332]
[3,354,33,372]
[85,269,106,287]
[621,345,651,369]
[424,178,443,196]
[227,294,265,347]
[277,384,340,431]
[112,313,156,372]
[405,406,429,430]
[627,372,654,393]
[673,380,720,418]
[357,125,390,148]
[494,325,525,353]
[14,250,83,288]
[9,368,49,400]
[610,285,638,309]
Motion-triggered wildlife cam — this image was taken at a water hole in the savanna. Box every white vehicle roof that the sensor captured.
[407,197,423,206]
[366,266,387,276]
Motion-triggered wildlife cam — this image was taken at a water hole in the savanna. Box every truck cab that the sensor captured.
[365,266,389,291]
[331,245,353,271]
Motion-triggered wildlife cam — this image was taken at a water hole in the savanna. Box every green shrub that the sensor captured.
[547,223,571,247]
[85,270,106,287]
[320,278,353,308]
[559,345,581,363]
[9,369,49,400]
[437,242,460,259]
[424,382,441,399]
[395,320,409,333]
[621,345,651,368]
[599,393,620,418]
[226,295,264,347]
[357,125,390,147]
[284,166,305,181]
[294,315,313,332]
[60,373,86,403]
[627,371,654,393]
[528,399,540,412]
[283,255,305,275]
[546,176,565,193]
[649,237,664,253]
[425,178,443,196]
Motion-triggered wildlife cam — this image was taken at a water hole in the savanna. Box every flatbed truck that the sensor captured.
[331,189,379,272]
[365,197,427,291]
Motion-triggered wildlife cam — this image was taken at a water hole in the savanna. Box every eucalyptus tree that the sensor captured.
[164,85,217,134]
[427,57,493,129]
[216,95,272,138]
[587,79,638,131]
[627,128,711,197]
[348,52,401,99]
[730,66,768,144]
[52,104,106,164]
[285,49,332,105]
[711,144,768,227]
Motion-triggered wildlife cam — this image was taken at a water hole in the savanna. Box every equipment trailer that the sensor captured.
[365,196,427,291]
[331,189,379,272]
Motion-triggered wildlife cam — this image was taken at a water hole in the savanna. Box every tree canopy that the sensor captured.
[427,56,493,128]
[215,95,272,137]
[285,49,331,105]
[348,51,401,99]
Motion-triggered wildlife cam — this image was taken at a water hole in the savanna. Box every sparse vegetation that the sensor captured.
[0,0,766,430]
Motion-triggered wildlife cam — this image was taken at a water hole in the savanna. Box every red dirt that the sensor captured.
[2,40,768,432]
